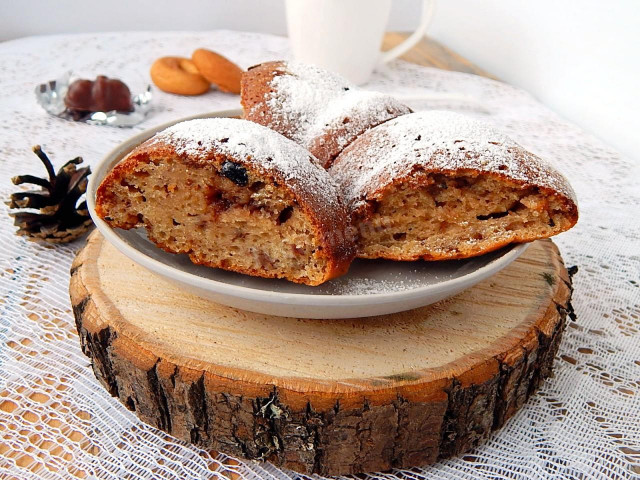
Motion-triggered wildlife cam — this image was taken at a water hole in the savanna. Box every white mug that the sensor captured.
[285,0,435,85]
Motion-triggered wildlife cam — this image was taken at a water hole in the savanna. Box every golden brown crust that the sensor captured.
[150,57,210,95]
[96,119,355,285]
[241,61,294,135]
[241,61,411,168]
[306,99,411,168]
[191,48,243,94]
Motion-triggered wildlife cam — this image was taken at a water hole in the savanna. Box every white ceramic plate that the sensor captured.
[87,109,529,319]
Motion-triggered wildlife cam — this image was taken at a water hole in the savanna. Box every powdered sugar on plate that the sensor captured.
[330,110,578,209]
[326,272,418,295]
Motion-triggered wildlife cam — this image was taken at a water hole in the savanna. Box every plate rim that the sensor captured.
[87,109,529,308]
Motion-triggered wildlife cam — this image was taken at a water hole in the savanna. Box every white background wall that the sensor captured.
[2,0,638,160]
[429,0,640,162]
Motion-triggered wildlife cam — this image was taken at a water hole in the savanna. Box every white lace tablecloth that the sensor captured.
[0,31,639,480]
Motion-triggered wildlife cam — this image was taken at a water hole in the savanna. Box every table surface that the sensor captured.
[382,32,497,78]
[1,29,638,480]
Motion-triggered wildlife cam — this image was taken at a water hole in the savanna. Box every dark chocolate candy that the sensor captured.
[64,75,133,113]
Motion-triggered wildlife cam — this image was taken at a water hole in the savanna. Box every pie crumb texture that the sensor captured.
[95,118,355,285]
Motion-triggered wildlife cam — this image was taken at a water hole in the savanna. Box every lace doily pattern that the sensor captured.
[0,31,638,479]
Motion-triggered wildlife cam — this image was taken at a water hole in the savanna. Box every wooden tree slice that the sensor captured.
[70,231,574,476]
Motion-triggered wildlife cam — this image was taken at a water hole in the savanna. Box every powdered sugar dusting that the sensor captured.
[330,110,577,209]
[251,61,350,143]
[328,274,417,295]
[261,61,409,153]
[308,90,410,151]
[150,117,341,209]
[280,61,351,92]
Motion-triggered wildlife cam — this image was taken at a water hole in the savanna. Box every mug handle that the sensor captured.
[380,0,435,64]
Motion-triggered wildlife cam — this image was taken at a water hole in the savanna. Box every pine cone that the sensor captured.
[7,146,93,243]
